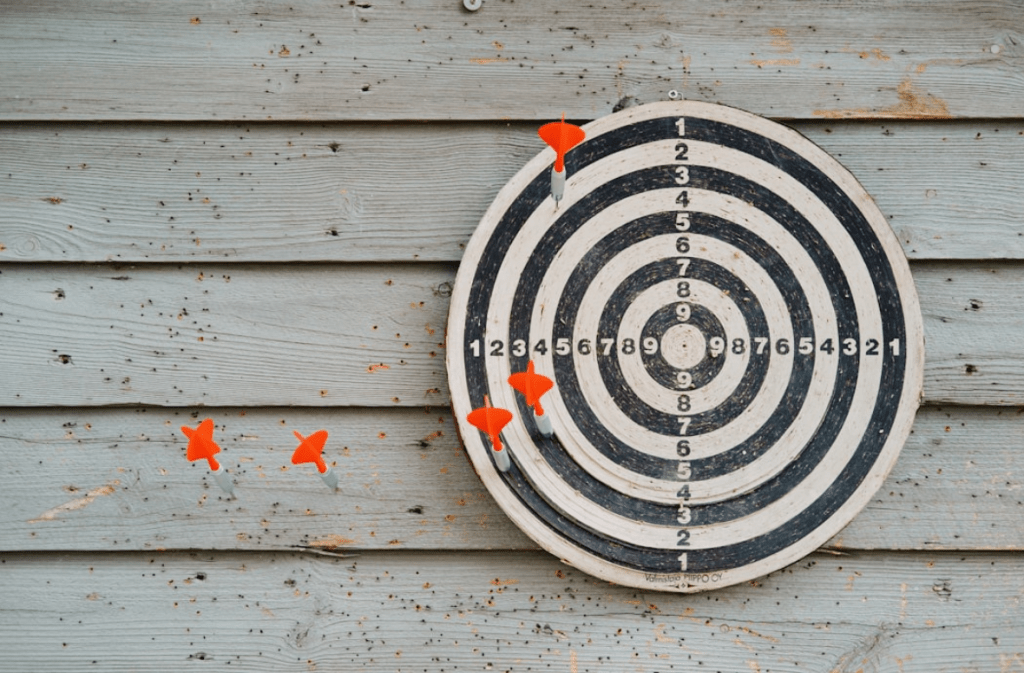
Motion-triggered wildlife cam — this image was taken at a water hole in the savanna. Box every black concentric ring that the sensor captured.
[637,303,725,391]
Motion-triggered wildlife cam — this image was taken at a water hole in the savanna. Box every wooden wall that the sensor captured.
[1,1,1022,670]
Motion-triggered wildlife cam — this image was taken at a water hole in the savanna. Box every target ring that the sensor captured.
[446,101,923,592]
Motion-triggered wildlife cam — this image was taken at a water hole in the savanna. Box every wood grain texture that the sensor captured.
[0,263,454,407]
[2,407,529,553]
[1,0,1021,121]
[1,549,1023,671]
[3,121,1021,262]
[915,263,1024,406]
[0,262,1021,407]
[1,406,1021,552]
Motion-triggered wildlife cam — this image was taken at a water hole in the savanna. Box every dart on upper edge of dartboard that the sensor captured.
[538,113,585,204]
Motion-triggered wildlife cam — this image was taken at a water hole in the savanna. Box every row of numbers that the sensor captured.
[468,336,902,358]
[674,117,691,573]
[707,336,902,357]
[469,337,660,357]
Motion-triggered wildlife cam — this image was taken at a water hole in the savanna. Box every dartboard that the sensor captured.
[446,101,923,592]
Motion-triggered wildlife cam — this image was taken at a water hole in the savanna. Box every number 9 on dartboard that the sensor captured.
[446,100,923,592]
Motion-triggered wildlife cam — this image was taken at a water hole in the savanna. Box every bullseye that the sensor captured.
[446,100,924,592]
[661,320,707,370]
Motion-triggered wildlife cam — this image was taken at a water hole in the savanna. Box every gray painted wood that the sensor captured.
[1,0,1021,121]
[1,406,1021,552]
[1,549,1022,671]
[915,264,1024,406]
[3,407,529,553]
[0,262,1022,406]
[0,263,454,407]
[2,121,1022,263]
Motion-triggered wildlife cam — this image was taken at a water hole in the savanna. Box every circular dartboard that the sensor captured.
[446,100,924,592]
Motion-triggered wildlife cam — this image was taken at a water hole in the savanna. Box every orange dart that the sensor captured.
[508,360,555,437]
[291,429,338,490]
[538,113,586,203]
[508,360,554,416]
[466,395,514,471]
[538,113,586,173]
[181,418,234,496]
[291,430,328,472]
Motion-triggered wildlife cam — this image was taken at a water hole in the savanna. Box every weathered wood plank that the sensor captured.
[1,0,1021,121]
[915,263,1024,406]
[1,262,1022,406]
[0,263,454,407]
[2,121,1022,263]
[1,549,1022,671]
[2,406,1021,552]
[2,407,529,552]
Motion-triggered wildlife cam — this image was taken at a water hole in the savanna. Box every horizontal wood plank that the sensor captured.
[1,1,1021,121]
[2,121,1022,263]
[1,406,1021,552]
[914,263,1024,406]
[1,549,1022,671]
[1,262,1022,406]
[0,263,454,407]
[3,407,526,552]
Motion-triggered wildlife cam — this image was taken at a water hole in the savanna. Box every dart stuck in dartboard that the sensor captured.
[537,114,586,204]
[466,395,514,472]
[508,360,555,437]
[447,101,923,592]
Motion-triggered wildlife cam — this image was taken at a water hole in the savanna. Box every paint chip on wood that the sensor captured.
[29,481,119,522]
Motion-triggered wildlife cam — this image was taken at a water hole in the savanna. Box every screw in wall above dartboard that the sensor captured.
[446,101,924,592]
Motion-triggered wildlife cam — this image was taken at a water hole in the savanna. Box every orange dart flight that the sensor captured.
[538,113,586,173]
[291,429,329,473]
[181,418,222,471]
[466,394,513,454]
[508,360,554,417]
